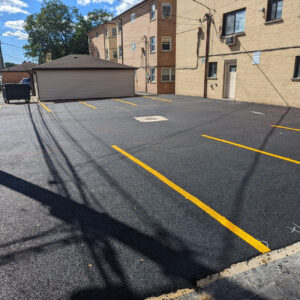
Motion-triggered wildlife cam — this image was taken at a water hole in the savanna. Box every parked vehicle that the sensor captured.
[2,84,31,104]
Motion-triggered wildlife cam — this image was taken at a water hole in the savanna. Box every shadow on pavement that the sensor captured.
[0,102,272,299]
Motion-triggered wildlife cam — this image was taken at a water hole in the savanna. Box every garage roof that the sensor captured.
[1,62,38,72]
[33,54,136,71]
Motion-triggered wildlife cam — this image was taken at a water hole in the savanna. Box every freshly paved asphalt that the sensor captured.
[0,94,299,299]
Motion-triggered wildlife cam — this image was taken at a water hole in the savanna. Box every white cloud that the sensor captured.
[77,0,114,6]
[4,19,25,30]
[115,0,141,15]
[0,0,29,14]
[3,29,28,39]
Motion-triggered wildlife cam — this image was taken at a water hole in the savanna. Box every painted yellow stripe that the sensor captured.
[271,125,300,132]
[40,103,51,113]
[79,101,97,109]
[112,98,137,106]
[202,135,300,165]
[0,104,2,110]
[112,145,270,254]
[143,96,173,103]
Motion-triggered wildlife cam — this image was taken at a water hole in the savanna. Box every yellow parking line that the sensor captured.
[271,125,300,132]
[143,96,173,103]
[79,101,97,109]
[112,145,270,254]
[112,98,137,106]
[202,135,300,165]
[40,103,51,113]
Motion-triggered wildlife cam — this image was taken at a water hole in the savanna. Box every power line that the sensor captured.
[1,41,24,50]
[115,0,201,22]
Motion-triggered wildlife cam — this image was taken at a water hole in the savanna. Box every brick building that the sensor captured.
[176,0,300,107]
[1,62,38,84]
[88,0,176,94]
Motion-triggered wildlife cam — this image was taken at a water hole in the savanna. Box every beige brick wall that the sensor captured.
[88,0,176,94]
[176,0,300,107]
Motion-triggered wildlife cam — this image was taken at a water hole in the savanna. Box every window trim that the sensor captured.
[113,50,118,59]
[119,45,123,58]
[150,3,156,21]
[105,27,108,38]
[149,68,156,83]
[132,42,136,52]
[150,36,156,53]
[293,56,300,80]
[131,13,136,23]
[161,68,175,82]
[161,36,172,52]
[105,49,109,60]
[162,3,172,19]
[222,8,246,37]
[266,0,283,22]
[112,28,117,37]
[118,20,122,33]
[208,62,218,79]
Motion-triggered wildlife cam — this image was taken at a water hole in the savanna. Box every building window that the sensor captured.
[105,28,108,37]
[132,42,136,51]
[294,57,300,79]
[97,50,100,58]
[267,0,283,21]
[161,68,175,82]
[113,50,118,59]
[105,49,109,60]
[118,20,122,33]
[223,8,246,36]
[150,3,156,20]
[162,3,172,18]
[119,46,123,58]
[112,28,117,37]
[150,68,156,82]
[150,36,156,53]
[95,31,99,38]
[208,62,217,78]
[161,36,171,51]
[131,13,136,23]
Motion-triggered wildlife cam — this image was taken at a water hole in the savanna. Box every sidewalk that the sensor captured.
[147,242,300,300]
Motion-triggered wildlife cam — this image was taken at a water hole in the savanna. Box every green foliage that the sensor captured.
[24,0,113,63]
[4,62,16,68]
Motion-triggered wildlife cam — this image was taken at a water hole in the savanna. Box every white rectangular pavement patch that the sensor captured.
[134,116,168,123]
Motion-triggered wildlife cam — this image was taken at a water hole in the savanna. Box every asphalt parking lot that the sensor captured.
[0,94,299,299]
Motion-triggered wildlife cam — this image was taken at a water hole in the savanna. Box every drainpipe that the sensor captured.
[104,26,107,60]
[144,35,148,93]
[203,13,212,98]
[120,19,124,64]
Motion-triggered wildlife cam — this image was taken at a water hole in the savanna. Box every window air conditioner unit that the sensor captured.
[225,36,236,46]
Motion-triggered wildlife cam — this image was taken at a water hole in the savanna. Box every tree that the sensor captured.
[24,0,113,63]
[4,62,16,68]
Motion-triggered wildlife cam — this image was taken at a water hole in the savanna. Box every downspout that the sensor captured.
[144,35,148,93]
[203,13,212,98]
[104,26,107,60]
[121,19,124,64]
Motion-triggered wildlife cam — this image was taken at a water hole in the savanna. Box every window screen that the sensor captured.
[223,9,246,36]
[294,57,300,79]
[208,62,217,78]
[267,0,283,21]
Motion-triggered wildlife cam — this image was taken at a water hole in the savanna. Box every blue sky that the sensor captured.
[0,0,141,64]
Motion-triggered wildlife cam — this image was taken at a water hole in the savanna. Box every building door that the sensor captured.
[225,63,237,99]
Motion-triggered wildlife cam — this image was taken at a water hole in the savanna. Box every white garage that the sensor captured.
[33,54,136,101]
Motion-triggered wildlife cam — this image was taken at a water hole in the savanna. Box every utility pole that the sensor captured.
[0,40,5,70]
[192,0,212,98]
[203,13,212,98]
